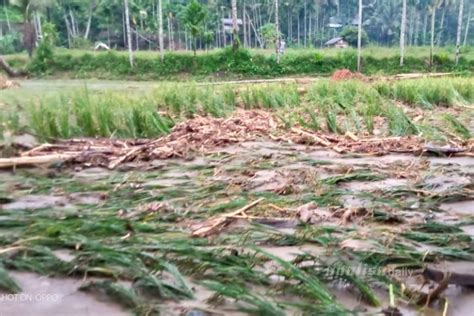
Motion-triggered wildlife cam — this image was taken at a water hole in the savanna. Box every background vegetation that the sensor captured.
[1,0,473,79]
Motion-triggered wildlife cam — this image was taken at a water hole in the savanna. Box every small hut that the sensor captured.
[324,37,348,49]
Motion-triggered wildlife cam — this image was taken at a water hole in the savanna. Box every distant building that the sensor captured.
[221,18,243,33]
[324,37,348,48]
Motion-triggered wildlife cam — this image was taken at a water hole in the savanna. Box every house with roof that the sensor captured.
[324,37,348,48]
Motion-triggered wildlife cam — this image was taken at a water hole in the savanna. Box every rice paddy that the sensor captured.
[1,77,473,143]
[0,76,473,315]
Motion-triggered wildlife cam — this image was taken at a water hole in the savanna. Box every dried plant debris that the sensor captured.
[0,75,20,90]
[3,111,472,170]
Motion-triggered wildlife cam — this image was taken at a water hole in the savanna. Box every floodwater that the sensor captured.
[1,272,128,316]
[1,140,473,315]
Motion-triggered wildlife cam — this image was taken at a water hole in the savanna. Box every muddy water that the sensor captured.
[1,140,473,315]
[440,200,474,216]
[1,272,128,316]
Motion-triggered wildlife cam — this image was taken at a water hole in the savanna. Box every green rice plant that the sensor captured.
[376,78,474,108]
[0,265,21,294]
[202,280,286,315]
[222,86,237,108]
[443,114,471,140]
[134,261,194,300]
[255,247,343,309]
[240,89,255,109]
[320,260,381,307]
[297,108,320,131]
[240,84,300,109]
[202,94,229,118]
[416,124,447,142]
[385,106,419,136]
[3,246,73,276]
[324,110,340,134]
[72,90,95,136]
[276,112,296,129]
[348,108,362,133]
[0,108,22,138]
[26,90,174,139]
[80,280,147,311]
[402,231,471,247]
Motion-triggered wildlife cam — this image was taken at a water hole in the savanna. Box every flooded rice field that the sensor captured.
[0,140,473,315]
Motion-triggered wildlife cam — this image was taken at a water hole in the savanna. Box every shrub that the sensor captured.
[0,32,22,54]
[10,47,474,79]
[71,38,92,49]
[27,42,55,74]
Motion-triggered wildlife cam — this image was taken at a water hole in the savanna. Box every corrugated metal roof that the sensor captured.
[325,37,344,46]
[221,18,243,25]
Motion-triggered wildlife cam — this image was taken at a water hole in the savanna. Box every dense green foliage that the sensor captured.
[5,47,473,79]
[0,0,472,54]
[340,26,369,47]
[0,32,22,54]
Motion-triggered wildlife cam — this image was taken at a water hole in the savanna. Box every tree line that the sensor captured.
[0,1,472,66]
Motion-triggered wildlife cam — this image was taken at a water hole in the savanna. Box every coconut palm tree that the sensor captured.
[357,0,363,71]
[455,0,464,64]
[428,0,443,69]
[464,3,472,46]
[231,0,238,51]
[275,0,280,63]
[400,0,407,66]
[124,0,133,66]
[158,0,164,60]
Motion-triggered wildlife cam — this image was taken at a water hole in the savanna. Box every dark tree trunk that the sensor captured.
[0,57,28,77]
[23,22,36,58]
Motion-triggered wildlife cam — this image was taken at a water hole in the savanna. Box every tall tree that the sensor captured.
[183,0,206,56]
[429,0,442,69]
[400,0,407,66]
[158,0,164,60]
[124,0,133,66]
[231,0,239,50]
[275,0,280,63]
[464,3,472,46]
[84,0,96,40]
[357,0,363,72]
[455,0,464,64]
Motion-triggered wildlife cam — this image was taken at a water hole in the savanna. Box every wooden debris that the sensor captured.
[422,267,474,287]
[0,75,20,89]
[291,128,332,147]
[423,145,468,155]
[417,271,451,306]
[191,198,264,237]
[0,154,74,168]
[3,109,472,169]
